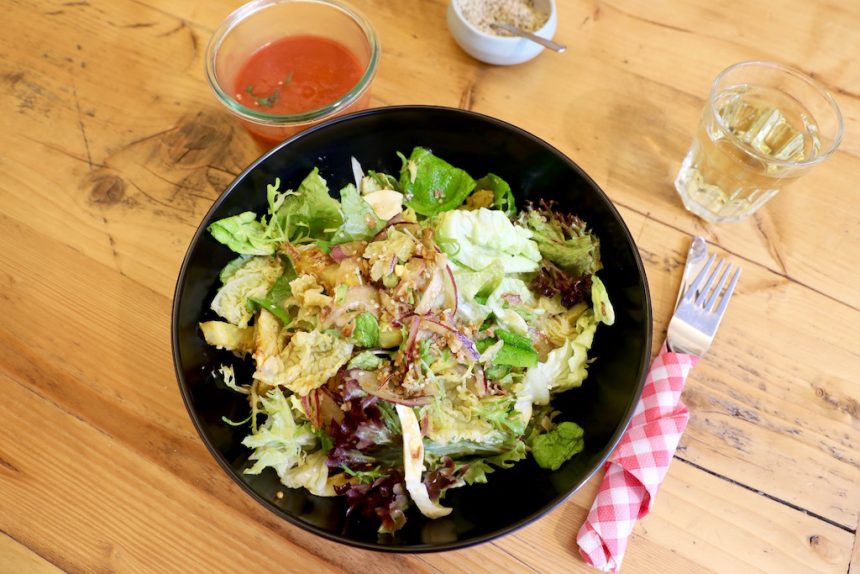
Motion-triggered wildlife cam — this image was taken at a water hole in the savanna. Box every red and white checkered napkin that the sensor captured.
[576,344,699,572]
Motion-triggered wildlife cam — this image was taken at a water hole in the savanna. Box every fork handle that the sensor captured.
[667,315,710,357]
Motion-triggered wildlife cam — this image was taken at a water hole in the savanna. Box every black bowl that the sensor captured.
[172,105,651,552]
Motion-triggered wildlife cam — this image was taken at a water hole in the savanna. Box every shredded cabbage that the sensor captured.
[516,310,599,423]
[200,321,256,355]
[255,330,353,395]
[280,450,336,496]
[210,256,283,328]
[242,387,317,477]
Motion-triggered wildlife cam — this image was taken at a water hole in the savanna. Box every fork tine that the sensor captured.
[715,266,742,317]
[695,258,725,307]
[705,263,732,311]
[684,253,715,302]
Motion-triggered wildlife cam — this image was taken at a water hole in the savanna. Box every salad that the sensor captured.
[200,148,614,533]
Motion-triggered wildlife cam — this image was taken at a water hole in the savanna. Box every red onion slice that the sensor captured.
[351,368,430,406]
[418,317,480,360]
[454,333,480,361]
[372,212,408,240]
[300,394,313,422]
[329,245,348,262]
[365,388,432,407]
[444,265,458,315]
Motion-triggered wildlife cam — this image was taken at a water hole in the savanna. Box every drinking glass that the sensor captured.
[675,61,843,223]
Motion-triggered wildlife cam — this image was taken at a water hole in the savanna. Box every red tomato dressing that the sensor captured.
[234,35,364,115]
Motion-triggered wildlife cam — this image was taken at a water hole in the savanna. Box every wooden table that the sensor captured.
[2,1,858,572]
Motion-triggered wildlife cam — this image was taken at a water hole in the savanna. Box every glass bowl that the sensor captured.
[205,0,379,148]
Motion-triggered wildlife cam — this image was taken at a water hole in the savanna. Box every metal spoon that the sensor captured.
[490,22,566,53]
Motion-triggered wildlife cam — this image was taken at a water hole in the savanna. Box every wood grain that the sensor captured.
[0,533,63,574]
[1,0,858,572]
[851,517,860,574]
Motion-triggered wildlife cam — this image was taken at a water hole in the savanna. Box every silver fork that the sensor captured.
[667,251,742,357]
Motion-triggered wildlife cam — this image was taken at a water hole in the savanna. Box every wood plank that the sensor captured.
[498,460,854,574]
[850,520,860,574]
[0,354,852,574]
[122,0,860,309]
[4,0,860,308]
[0,173,856,570]
[0,188,854,569]
[0,0,260,297]
[622,203,860,529]
[0,372,434,574]
[1,0,859,571]
[0,533,65,574]
[6,171,857,533]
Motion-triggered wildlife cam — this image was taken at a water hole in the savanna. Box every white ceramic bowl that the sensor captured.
[447,0,558,66]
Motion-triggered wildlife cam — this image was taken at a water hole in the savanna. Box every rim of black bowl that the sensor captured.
[171,104,652,553]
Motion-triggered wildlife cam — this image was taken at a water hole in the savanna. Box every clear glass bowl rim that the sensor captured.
[204,0,380,126]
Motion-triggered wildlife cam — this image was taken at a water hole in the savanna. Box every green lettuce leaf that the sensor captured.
[450,266,502,325]
[348,350,383,370]
[247,256,297,324]
[210,256,284,327]
[421,408,507,455]
[519,208,601,276]
[209,170,343,255]
[462,459,494,485]
[539,236,599,276]
[399,147,476,216]
[208,212,277,256]
[246,297,290,324]
[496,328,534,351]
[270,168,343,242]
[486,277,536,335]
[424,437,515,459]
[219,255,252,283]
[341,465,388,484]
[591,275,615,326]
[460,441,528,484]
[455,267,504,301]
[493,344,538,368]
[531,421,585,471]
[516,309,599,425]
[242,387,317,477]
[351,312,380,348]
[473,394,527,436]
[435,208,541,274]
[474,173,516,217]
[281,450,335,496]
[331,184,385,245]
[361,170,400,193]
